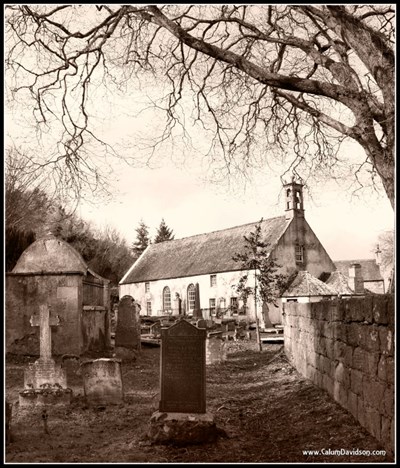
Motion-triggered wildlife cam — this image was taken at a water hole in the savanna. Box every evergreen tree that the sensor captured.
[131,220,150,258]
[232,220,289,351]
[154,218,175,244]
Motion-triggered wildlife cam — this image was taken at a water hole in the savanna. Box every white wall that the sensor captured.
[119,270,261,321]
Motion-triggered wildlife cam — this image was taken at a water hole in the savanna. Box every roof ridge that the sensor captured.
[151,215,287,244]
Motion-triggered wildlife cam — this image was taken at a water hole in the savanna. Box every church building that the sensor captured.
[119,180,337,327]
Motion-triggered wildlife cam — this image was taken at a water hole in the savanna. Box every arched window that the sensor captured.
[163,286,171,311]
[187,284,196,312]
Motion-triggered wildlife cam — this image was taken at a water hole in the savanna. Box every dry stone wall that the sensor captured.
[283,296,394,454]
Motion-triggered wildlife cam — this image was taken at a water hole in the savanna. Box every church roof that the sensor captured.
[120,216,289,284]
[334,259,383,282]
[282,270,337,297]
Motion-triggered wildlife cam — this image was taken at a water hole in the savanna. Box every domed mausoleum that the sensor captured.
[6,236,111,356]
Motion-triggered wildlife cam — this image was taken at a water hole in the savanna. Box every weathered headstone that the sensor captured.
[160,319,206,413]
[174,293,182,315]
[81,358,123,406]
[206,331,227,365]
[148,319,219,445]
[115,295,141,360]
[19,305,72,407]
[196,319,207,329]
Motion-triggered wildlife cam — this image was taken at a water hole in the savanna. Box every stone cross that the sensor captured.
[30,305,60,361]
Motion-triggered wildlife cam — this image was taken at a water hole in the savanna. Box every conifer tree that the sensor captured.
[154,219,175,244]
[131,220,150,258]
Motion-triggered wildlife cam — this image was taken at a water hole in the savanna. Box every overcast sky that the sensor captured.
[5,6,394,262]
[76,155,393,261]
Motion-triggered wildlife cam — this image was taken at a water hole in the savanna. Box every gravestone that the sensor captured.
[206,331,227,365]
[174,293,182,315]
[196,319,207,329]
[159,319,206,413]
[81,358,123,406]
[148,319,219,444]
[115,295,141,360]
[19,305,72,407]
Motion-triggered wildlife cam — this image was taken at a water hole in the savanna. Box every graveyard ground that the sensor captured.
[6,342,392,463]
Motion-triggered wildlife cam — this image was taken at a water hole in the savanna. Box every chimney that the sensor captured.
[375,244,382,266]
[283,177,305,220]
[348,263,364,294]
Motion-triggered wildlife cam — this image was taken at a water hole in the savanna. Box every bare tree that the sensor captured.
[5,5,395,206]
[5,146,52,231]
[377,230,394,271]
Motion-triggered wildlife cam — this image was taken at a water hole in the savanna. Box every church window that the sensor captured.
[187,284,196,311]
[163,286,171,311]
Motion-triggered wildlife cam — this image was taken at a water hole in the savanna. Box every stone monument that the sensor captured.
[114,295,141,360]
[148,319,219,445]
[19,305,72,407]
[81,358,124,406]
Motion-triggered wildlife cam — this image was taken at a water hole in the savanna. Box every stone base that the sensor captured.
[114,347,138,361]
[148,411,219,445]
[19,387,72,407]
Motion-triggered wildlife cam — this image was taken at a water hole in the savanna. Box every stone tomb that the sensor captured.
[114,295,141,360]
[148,319,219,445]
[19,305,72,407]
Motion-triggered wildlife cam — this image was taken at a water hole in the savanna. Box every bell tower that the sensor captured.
[284,177,305,220]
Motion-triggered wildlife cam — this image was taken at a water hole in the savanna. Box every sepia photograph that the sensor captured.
[5,4,395,463]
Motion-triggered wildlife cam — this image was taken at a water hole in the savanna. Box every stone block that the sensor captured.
[334,361,350,387]
[349,299,364,322]
[346,324,359,347]
[381,416,392,451]
[331,303,343,322]
[372,296,388,325]
[322,374,334,396]
[363,378,385,411]
[333,380,348,407]
[350,368,363,396]
[342,301,352,323]
[364,405,381,441]
[357,397,366,428]
[379,327,394,356]
[363,351,380,377]
[386,357,394,384]
[387,295,394,326]
[321,355,333,377]
[383,385,394,418]
[333,341,346,362]
[325,338,334,359]
[352,347,365,371]
[377,355,387,382]
[148,411,219,445]
[363,296,374,323]
[313,369,323,388]
[344,345,353,367]
[364,325,380,353]
[347,390,358,420]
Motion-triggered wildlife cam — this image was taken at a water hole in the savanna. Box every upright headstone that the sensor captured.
[115,295,141,359]
[148,319,219,444]
[19,305,72,407]
[174,293,182,315]
[81,358,123,406]
[206,331,227,365]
